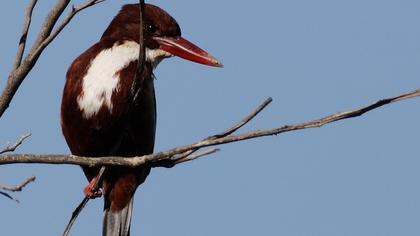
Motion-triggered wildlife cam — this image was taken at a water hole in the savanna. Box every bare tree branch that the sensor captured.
[0,0,105,118]
[0,89,418,168]
[31,0,71,50]
[62,196,89,236]
[208,97,273,139]
[12,0,38,70]
[0,176,36,203]
[29,0,106,65]
[0,133,31,155]
[154,97,273,167]
[62,164,107,236]
[0,176,36,192]
[173,148,221,165]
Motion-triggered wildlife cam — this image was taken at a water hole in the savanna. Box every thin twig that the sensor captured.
[0,176,36,203]
[173,148,220,165]
[0,133,31,154]
[12,0,38,70]
[62,166,105,236]
[0,191,19,203]
[156,98,273,167]
[209,97,273,139]
[0,176,36,192]
[173,97,273,164]
[62,197,89,236]
[1,89,419,167]
[131,0,146,102]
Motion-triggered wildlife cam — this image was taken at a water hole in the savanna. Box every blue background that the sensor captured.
[1,1,420,235]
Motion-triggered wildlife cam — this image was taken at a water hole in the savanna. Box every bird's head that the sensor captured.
[102,4,223,68]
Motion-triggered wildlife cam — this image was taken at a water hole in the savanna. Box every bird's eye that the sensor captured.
[146,24,157,34]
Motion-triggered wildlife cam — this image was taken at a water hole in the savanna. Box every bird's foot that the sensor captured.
[83,177,103,199]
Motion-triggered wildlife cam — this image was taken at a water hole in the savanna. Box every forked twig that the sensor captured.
[0,133,31,154]
[0,176,36,203]
[156,97,273,167]
[0,176,36,192]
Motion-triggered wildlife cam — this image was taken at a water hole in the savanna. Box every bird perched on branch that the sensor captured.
[61,3,222,236]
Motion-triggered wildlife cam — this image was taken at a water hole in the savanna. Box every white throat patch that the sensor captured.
[77,41,171,119]
[146,48,172,68]
[77,41,140,118]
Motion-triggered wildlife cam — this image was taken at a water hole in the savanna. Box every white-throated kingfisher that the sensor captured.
[61,3,222,236]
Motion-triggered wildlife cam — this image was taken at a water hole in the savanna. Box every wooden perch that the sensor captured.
[0,89,418,168]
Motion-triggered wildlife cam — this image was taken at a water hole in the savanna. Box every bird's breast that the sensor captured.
[61,39,156,157]
[77,40,140,119]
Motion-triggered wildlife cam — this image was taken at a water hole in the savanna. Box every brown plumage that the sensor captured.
[61,3,222,236]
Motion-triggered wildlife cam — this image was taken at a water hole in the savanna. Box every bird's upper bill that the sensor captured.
[153,36,223,67]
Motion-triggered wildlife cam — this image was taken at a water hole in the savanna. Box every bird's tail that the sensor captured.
[103,198,134,236]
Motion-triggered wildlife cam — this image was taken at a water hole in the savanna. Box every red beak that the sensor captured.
[154,36,223,67]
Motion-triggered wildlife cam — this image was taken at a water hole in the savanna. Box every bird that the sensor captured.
[60,3,222,236]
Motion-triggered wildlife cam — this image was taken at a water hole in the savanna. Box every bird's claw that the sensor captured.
[83,177,103,199]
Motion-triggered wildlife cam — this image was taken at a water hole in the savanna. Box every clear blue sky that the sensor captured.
[1,1,420,235]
